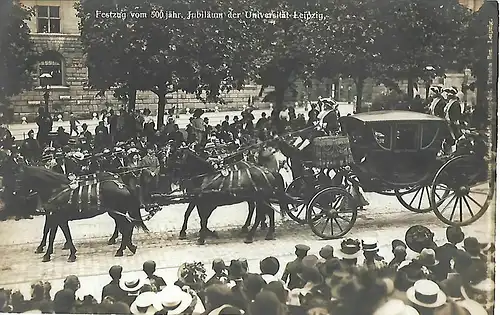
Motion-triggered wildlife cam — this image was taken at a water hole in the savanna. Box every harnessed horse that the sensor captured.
[0,150,148,262]
[176,144,288,240]
[166,146,291,245]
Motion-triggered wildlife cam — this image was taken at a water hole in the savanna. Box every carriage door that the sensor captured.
[393,123,422,180]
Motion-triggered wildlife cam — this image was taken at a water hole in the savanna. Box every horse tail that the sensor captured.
[127,196,150,232]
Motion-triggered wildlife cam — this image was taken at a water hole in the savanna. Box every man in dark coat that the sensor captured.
[108,109,118,144]
[54,127,70,148]
[35,107,53,146]
[79,123,93,151]
[94,121,109,151]
[101,265,126,302]
[282,244,310,290]
[142,261,166,291]
[21,130,41,163]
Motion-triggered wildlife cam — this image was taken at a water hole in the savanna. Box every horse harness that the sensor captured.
[46,173,126,214]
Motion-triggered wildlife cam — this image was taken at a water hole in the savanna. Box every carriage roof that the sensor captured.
[341,110,445,124]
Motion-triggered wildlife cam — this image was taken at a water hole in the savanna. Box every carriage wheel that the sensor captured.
[284,176,310,224]
[395,184,450,213]
[431,155,493,226]
[306,187,357,239]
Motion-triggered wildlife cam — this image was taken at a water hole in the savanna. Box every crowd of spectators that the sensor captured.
[0,225,494,315]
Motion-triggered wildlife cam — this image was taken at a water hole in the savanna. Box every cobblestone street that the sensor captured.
[0,191,494,302]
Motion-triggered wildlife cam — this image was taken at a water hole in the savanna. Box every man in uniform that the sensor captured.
[281,244,310,290]
[443,87,465,139]
[317,98,341,135]
[427,86,447,118]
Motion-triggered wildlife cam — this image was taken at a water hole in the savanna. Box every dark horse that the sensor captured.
[167,147,291,245]
[178,146,287,240]
[0,151,148,262]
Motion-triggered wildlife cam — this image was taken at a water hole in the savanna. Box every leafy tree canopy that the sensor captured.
[0,0,37,103]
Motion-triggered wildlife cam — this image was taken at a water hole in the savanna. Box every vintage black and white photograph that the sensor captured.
[0,0,497,314]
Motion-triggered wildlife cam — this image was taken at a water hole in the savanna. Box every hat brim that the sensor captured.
[338,251,361,259]
[469,278,495,292]
[406,287,447,308]
[130,304,157,315]
[457,299,488,315]
[119,278,146,292]
[363,247,379,252]
[152,291,191,315]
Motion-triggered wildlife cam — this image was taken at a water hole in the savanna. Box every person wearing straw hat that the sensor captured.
[362,238,386,269]
[456,299,488,315]
[460,263,495,313]
[338,238,362,269]
[406,279,447,312]
[417,248,440,280]
[130,291,157,315]
[153,286,193,315]
[443,86,465,139]
[119,274,148,305]
[373,299,419,315]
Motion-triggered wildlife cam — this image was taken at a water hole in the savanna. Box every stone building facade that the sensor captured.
[10,0,272,121]
[9,0,484,120]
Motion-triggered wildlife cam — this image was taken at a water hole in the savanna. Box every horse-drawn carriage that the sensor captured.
[283,110,494,239]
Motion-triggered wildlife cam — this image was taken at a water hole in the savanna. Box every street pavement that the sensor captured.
[0,187,494,302]
[7,103,356,140]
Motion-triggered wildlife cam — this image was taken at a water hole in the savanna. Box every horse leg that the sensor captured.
[197,205,214,245]
[35,217,50,253]
[108,224,119,245]
[59,222,77,262]
[180,202,196,240]
[241,201,254,233]
[265,202,276,240]
[42,216,57,262]
[114,217,130,257]
[245,202,263,244]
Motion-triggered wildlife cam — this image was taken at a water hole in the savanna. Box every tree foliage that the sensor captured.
[0,0,37,103]
[77,0,262,126]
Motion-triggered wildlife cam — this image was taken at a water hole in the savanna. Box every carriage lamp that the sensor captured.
[40,73,52,113]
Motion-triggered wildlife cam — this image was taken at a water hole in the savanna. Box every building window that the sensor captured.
[39,51,64,86]
[37,6,60,33]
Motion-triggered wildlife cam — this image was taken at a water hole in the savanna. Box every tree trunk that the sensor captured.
[127,87,137,112]
[407,77,414,98]
[271,85,286,134]
[355,77,365,113]
[155,86,166,128]
[271,85,286,119]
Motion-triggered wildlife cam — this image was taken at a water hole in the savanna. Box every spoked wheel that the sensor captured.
[431,155,494,226]
[307,187,357,239]
[284,176,312,224]
[395,184,450,213]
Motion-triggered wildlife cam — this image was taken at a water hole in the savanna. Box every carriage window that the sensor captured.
[372,125,391,150]
[422,125,440,149]
[394,124,418,150]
